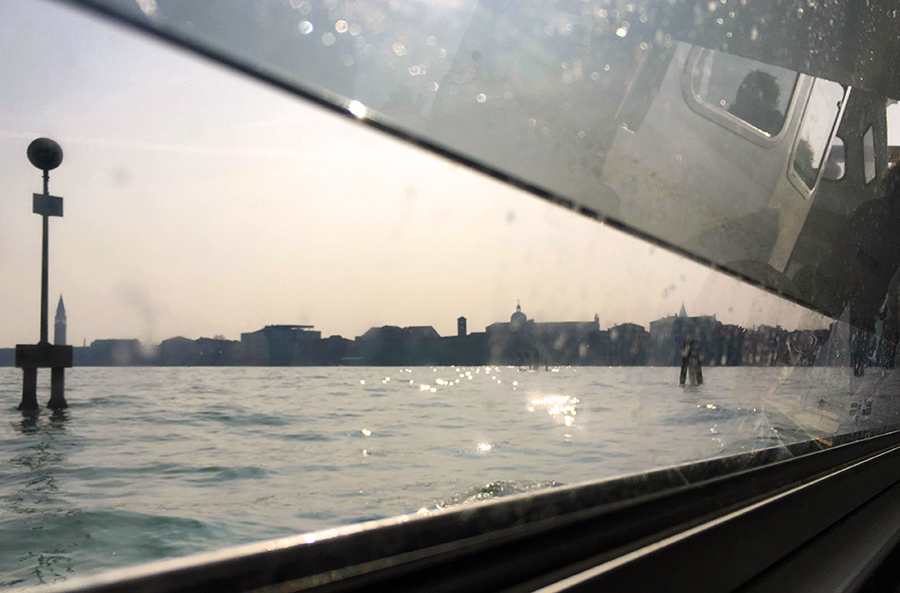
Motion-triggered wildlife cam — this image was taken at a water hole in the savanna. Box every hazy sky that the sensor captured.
[1,0,876,347]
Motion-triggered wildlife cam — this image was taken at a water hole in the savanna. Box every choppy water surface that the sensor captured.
[0,365,877,588]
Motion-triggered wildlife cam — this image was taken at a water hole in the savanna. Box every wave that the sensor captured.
[435,479,564,509]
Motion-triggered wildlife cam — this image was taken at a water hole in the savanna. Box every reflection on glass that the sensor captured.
[822,135,846,181]
[792,79,845,188]
[692,50,798,135]
[864,125,877,183]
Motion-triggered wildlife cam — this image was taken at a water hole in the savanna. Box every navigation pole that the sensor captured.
[15,138,73,411]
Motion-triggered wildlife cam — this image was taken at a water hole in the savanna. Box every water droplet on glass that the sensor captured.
[604,64,611,71]
[392,42,407,56]
[322,32,336,46]
[429,81,439,91]
[476,93,487,103]
[335,20,348,33]
[675,153,683,162]
[409,65,421,75]
[640,14,648,23]
[708,1,717,11]
[349,23,361,36]
[639,41,648,50]
[299,20,313,34]
[135,0,157,16]
[426,35,437,46]
[591,72,600,81]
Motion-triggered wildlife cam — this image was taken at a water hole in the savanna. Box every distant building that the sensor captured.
[154,336,247,366]
[240,325,322,365]
[457,316,467,337]
[75,339,146,366]
[54,294,66,346]
[649,305,736,366]
[606,323,651,365]
[485,303,602,365]
[355,325,442,365]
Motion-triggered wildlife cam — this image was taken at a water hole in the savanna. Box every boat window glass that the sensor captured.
[43,0,900,319]
[690,49,798,136]
[7,1,900,587]
[864,125,877,183]
[822,136,846,181]
[791,79,846,189]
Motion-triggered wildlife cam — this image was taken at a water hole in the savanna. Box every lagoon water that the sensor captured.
[0,365,861,588]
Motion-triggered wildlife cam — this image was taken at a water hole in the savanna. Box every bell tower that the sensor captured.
[54,294,67,346]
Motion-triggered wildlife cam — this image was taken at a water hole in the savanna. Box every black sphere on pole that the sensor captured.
[27,138,63,171]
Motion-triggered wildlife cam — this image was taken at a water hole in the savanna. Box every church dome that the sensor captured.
[510,303,527,330]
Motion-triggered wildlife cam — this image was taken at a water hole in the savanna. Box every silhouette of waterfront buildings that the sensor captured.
[0,303,851,367]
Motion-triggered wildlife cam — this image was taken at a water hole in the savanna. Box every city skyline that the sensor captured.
[0,0,847,349]
[0,304,836,369]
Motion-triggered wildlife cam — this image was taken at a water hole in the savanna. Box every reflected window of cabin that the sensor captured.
[822,135,846,181]
[690,49,798,136]
[864,125,877,183]
[790,79,845,190]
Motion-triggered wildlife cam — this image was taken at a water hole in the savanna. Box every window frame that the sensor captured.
[787,82,851,197]
[682,48,805,148]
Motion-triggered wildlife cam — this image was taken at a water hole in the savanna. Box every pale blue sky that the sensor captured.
[0,0,835,347]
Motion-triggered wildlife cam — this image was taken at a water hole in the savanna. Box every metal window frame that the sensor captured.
[681,47,806,149]
[786,81,852,197]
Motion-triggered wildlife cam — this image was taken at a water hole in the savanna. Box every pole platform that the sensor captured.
[15,344,73,410]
